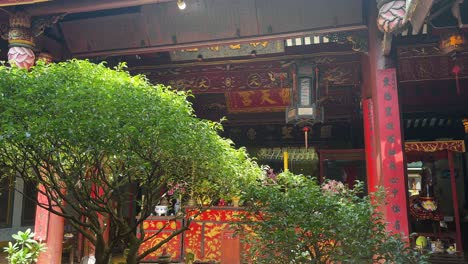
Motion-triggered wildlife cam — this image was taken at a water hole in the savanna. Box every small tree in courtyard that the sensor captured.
[0,60,261,264]
[238,172,428,264]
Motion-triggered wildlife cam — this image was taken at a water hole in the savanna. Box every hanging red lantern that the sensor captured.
[302,126,311,150]
[452,64,462,95]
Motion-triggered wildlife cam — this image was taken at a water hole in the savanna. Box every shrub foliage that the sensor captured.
[238,172,428,264]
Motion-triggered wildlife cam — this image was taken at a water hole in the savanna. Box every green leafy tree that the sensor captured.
[0,60,261,264]
[238,172,428,264]
[3,229,46,264]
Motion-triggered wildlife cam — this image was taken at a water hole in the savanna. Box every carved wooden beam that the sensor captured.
[382,32,393,56]
[406,0,434,34]
[26,0,176,16]
[72,25,367,58]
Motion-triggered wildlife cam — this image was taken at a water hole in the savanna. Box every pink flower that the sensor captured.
[167,181,188,197]
[321,180,346,195]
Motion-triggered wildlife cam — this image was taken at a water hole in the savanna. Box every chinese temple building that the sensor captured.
[0,0,467,263]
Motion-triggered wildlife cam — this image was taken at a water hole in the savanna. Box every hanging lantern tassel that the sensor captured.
[452,65,461,95]
[303,126,311,150]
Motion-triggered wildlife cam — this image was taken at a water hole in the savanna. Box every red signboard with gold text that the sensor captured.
[376,69,409,236]
[226,88,290,113]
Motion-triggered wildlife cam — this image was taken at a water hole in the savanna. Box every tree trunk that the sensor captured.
[94,235,111,264]
[126,235,141,264]
[95,253,112,264]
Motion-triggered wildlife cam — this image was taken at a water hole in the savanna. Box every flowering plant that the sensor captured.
[167,181,188,198]
[321,180,346,195]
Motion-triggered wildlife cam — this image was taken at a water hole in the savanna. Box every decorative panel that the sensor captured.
[170,40,284,61]
[397,45,468,82]
[138,218,183,262]
[222,123,351,147]
[135,55,360,94]
[405,140,466,153]
[184,208,244,263]
[141,60,290,94]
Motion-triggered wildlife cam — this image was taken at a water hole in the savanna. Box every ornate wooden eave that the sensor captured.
[131,52,361,94]
[131,51,361,124]
[49,0,366,57]
[72,25,367,58]
[405,140,466,153]
[397,44,468,83]
[130,51,361,71]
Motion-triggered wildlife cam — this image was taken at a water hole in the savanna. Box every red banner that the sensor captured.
[376,69,409,236]
[226,88,290,113]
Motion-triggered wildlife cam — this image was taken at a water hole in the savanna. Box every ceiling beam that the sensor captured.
[26,0,176,16]
[71,24,367,58]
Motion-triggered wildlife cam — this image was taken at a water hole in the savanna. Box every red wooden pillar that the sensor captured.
[362,98,378,193]
[448,151,463,253]
[34,185,65,264]
[362,1,409,237]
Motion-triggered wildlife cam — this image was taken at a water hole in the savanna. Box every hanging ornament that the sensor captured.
[452,64,461,95]
[7,11,35,70]
[462,118,468,135]
[439,31,466,55]
[303,126,311,150]
[377,0,407,33]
